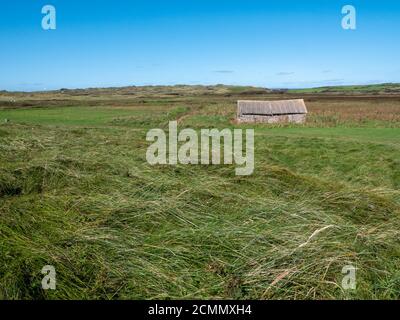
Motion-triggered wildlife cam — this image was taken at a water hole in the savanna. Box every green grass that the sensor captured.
[0,105,190,129]
[0,106,167,126]
[258,127,400,145]
[0,99,399,300]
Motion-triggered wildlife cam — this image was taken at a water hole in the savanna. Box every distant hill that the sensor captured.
[2,83,400,98]
[0,84,272,97]
[288,83,400,94]
[0,85,274,108]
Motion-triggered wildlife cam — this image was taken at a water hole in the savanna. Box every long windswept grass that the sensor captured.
[0,87,399,299]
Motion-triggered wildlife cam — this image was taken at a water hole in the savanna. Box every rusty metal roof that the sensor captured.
[238,99,308,116]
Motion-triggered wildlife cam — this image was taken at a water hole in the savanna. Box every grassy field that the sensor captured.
[0,85,399,299]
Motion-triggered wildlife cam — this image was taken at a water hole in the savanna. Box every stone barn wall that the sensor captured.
[237,113,306,124]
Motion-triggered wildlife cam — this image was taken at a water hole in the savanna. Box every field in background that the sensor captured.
[0,85,399,299]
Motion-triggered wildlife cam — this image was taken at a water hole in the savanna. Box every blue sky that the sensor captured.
[0,0,399,91]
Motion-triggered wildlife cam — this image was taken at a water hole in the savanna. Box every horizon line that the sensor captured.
[1,81,398,94]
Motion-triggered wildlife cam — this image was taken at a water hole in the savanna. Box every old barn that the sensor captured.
[237,99,308,123]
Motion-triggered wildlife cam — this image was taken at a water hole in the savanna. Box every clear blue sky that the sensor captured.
[1,0,399,91]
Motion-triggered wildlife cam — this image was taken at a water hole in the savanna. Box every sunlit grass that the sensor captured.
[0,88,399,299]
